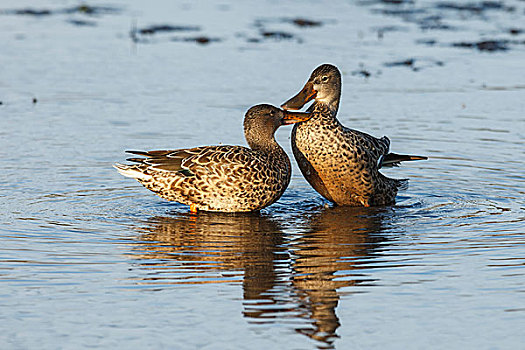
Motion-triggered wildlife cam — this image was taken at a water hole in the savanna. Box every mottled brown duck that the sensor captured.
[281,64,427,207]
[114,104,311,212]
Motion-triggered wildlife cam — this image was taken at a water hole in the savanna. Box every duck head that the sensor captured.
[244,104,311,151]
[281,64,341,112]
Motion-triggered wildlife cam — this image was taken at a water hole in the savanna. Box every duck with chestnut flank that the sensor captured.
[281,64,427,207]
[114,104,311,212]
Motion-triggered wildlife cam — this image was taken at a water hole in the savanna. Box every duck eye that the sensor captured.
[321,76,329,83]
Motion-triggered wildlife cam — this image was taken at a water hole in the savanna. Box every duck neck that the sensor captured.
[311,89,340,115]
[308,99,340,125]
[247,134,287,158]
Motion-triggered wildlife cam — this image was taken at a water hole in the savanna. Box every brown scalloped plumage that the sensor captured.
[115,104,311,212]
[282,64,427,207]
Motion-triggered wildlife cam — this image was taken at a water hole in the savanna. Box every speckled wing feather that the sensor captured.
[122,146,290,211]
[340,126,390,168]
[127,146,270,175]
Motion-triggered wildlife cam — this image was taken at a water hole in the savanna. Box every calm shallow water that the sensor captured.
[1,0,524,349]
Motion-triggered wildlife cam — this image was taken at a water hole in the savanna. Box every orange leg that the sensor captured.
[190,203,198,214]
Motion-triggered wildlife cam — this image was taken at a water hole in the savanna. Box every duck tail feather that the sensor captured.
[113,163,151,180]
[126,157,147,163]
[381,153,428,168]
[125,150,150,157]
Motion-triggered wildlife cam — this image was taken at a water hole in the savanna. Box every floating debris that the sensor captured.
[358,0,414,5]
[67,19,97,27]
[187,36,220,45]
[62,5,120,16]
[382,0,413,3]
[289,18,322,27]
[416,38,438,45]
[32,97,38,104]
[2,5,121,17]
[384,59,415,67]
[254,17,324,28]
[138,25,201,35]
[261,31,295,40]
[6,8,52,16]
[375,8,426,16]
[69,5,119,15]
[435,1,513,14]
[452,40,509,51]
[250,17,324,43]
[172,36,221,45]
[383,58,444,71]
[130,24,202,43]
[236,29,300,44]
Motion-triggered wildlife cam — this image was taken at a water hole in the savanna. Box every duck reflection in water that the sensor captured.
[286,206,388,347]
[131,206,391,349]
[133,212,286,288]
